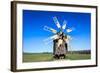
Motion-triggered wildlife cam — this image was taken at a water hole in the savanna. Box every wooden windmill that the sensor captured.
[43,17,74,59]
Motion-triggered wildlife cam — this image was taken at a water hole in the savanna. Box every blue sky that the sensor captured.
[23,10,91,53]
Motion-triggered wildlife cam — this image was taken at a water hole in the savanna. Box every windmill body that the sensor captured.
[53,32,68,59]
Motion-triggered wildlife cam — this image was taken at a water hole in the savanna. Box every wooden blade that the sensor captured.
[53,17,61,28]
[62,20,67,30]
[44,26,57,34]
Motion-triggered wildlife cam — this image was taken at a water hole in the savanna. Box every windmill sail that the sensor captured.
[66,29,73,33]
[62,20,67,30]
[44,39,53,45]
[66,27,75,33]
[43,34,58,42]
[53,17,61,28]
[44,26,57,34]
[64,35,72,43]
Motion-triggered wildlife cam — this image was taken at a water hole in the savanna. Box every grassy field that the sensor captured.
[23,53,91,62]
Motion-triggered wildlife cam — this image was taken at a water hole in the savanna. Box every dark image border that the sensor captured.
[11,1,98,72]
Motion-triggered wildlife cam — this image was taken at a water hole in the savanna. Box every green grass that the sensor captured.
[23,53,91,62]
[66,53,91,60]
[23,53,53,62]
